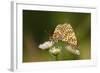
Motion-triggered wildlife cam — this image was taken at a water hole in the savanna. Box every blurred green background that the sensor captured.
[23,10,91,62]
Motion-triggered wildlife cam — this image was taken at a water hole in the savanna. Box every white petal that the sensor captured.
[38,41,54,50]
[65,46,80,55]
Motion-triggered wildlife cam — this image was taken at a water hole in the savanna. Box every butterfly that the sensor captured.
[51,23,80,55]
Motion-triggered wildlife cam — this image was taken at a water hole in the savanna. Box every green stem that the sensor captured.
[55,54,58,61]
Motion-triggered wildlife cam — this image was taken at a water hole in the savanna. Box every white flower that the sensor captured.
[75,50,80,55]
[49,47,61,55]
[65,45,80,55]
[39,41,54,50]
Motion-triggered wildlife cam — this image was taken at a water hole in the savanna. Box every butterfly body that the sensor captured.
[51,23,80,55]
[40,23,80,55]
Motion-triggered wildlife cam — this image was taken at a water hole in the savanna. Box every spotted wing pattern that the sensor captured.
[52,23,78,48]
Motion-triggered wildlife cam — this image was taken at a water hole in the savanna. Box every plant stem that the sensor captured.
[55,54,58,61]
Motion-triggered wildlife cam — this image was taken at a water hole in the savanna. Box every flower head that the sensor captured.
[65,45,80,55]
[49,47,61,55]
[39,41,54,50]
